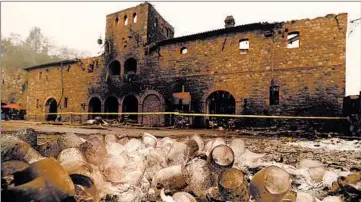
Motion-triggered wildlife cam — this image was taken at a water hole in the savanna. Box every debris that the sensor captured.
[218,168,249,202]
[79,137,107,165]
[249,166,292,202]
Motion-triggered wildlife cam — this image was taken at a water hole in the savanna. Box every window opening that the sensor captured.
[239,39,249,54]
[287,32,299,48]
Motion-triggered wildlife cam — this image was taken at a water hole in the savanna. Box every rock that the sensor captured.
[218,168,249,202]
[14,128,37,147]
[185,158,213,199]
[79,137,107,165]
[57,133,84,150]
[249,166,292,202]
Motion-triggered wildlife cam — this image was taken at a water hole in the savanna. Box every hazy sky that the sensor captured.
[1,2,361,95]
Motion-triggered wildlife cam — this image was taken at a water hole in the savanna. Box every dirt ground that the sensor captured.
[2,120,360,171]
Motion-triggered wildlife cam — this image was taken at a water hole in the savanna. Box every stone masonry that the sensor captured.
[24,2,347,128]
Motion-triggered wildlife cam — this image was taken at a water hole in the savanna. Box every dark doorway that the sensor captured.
[109,60,120,75]
[45,98,57,121]
[88,97,101,119]
[104,97,118,120]
[207,91,235,114]
[122,95,138,122]
[124,58,137,74]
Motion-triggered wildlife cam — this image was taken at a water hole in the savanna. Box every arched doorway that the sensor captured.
[88,97,101,119]
[104,97,118,120]
[122,95,138,122]
[124,58,137,74]
[45,98,57,121]
[206,90,235,114]
[142,94,162,126]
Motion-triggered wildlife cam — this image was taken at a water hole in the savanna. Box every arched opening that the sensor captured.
[206,91,235,115]
[124,58,137,74]
[133,13,137,23]
[109,60,120,75]
[45,98,57,121]
[122,95,138,122]
[88,97,101,119]
[124,15,128,25]
[104,97,118,120]
[180,47,188,54]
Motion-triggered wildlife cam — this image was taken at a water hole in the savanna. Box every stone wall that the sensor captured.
[24,2,347,129]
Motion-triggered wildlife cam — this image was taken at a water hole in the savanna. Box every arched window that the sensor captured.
[124,15,128,25]
[239,39,249,54]
[180,47,188,54]
[154,18,158,27]
[109,60,121,75]
[124,58,137,74]
[133,13,137,23]
[287,32,299,48]
[115,17,119,24]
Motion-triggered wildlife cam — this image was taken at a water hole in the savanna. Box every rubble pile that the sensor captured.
[1,128,361,202]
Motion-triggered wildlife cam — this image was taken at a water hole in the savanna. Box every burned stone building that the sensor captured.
[24,2,348,127]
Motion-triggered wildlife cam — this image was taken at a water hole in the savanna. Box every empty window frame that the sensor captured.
[36,99,39,108]
[270,85,280,105]
[133,13,137,23]
[287,32,299,48]
[124,15,128,25]
[180,47,188,54]
[239,39,249,54]
[155,18,158,27]
[64,97,68,108]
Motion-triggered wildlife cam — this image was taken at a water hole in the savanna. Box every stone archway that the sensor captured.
[206,90,235,114]
[45,98,57,121]
[104,96,118,119]
[122,95,138,122]
[88,97,101,119]
[142,94,162,126]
